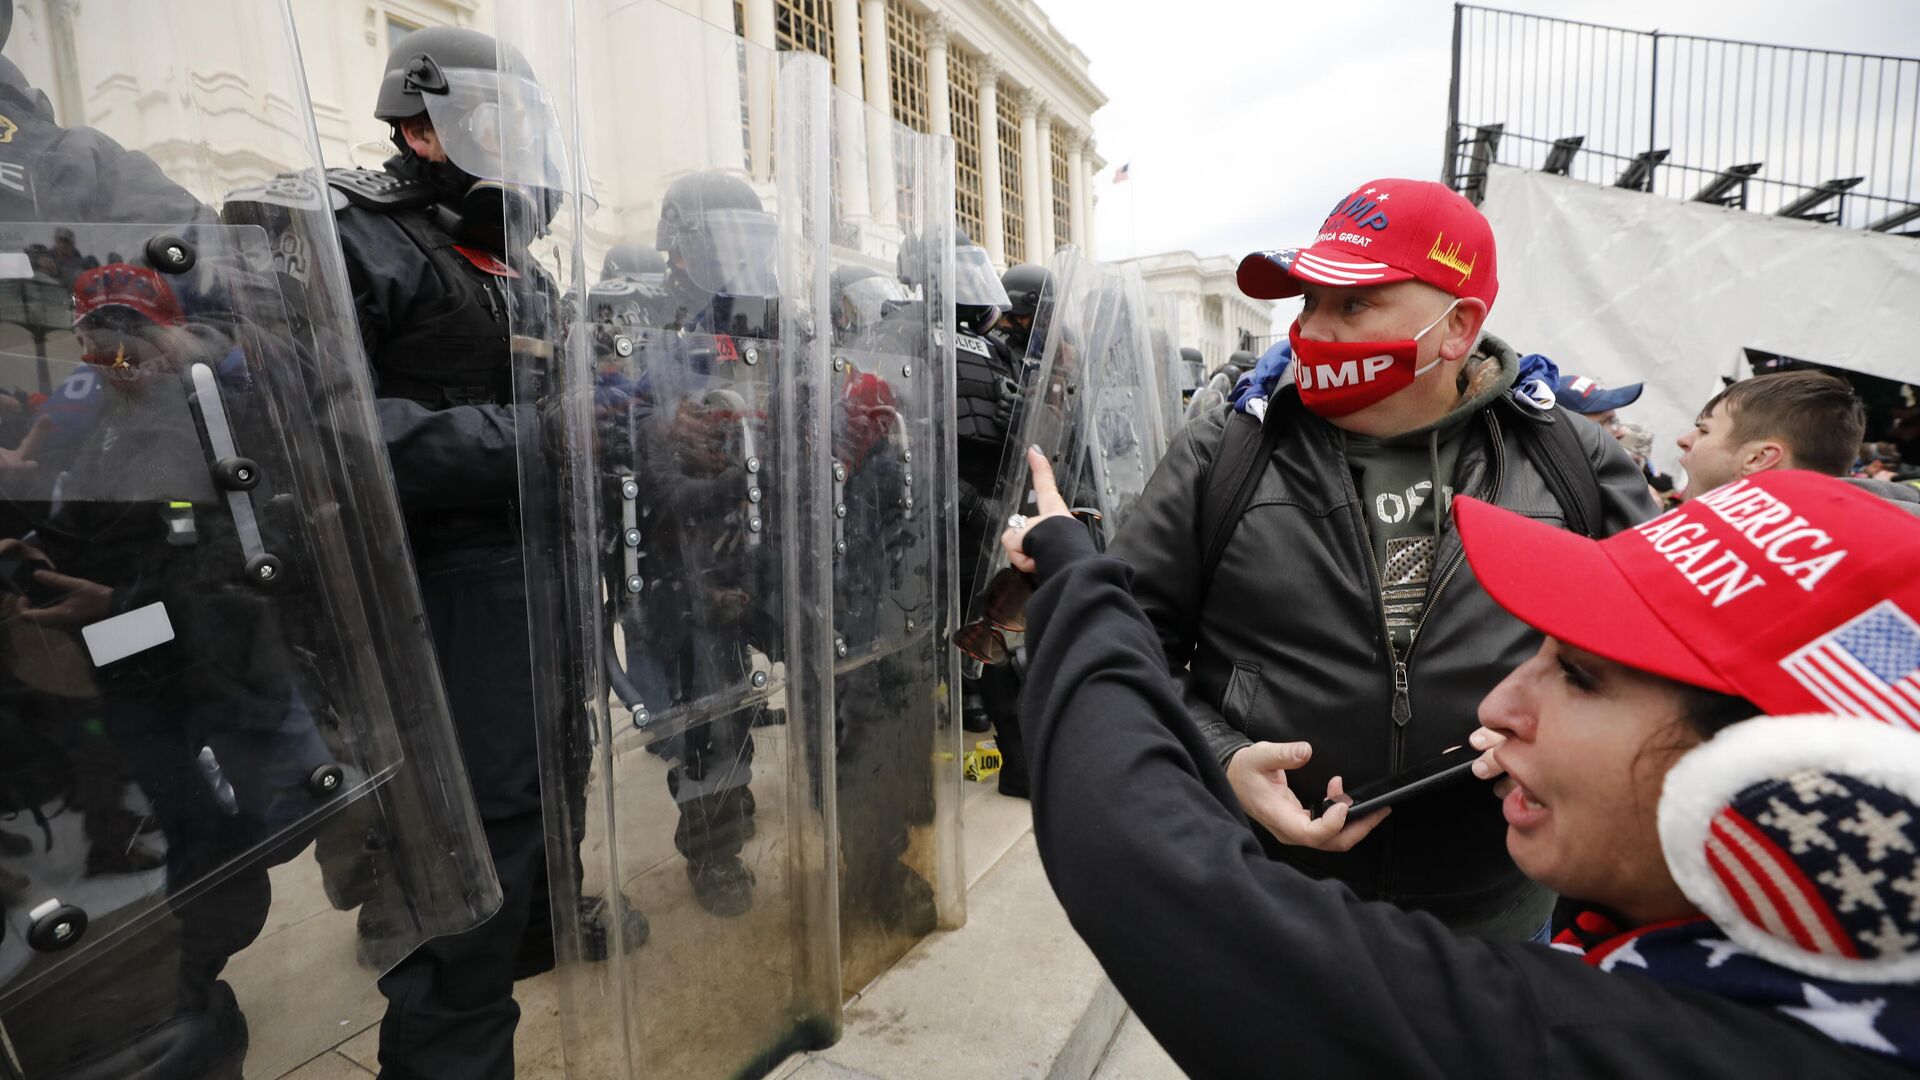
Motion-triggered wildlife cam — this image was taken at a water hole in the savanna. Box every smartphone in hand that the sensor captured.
[1312,745,1479,820]
[0,555,66,609]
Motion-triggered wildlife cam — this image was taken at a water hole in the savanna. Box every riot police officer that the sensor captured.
[329,27,640,1077]
[625,169,782,918]
[950,259,1049,795]
[591,240,677,333]
[1178,345,1206,403]
[1185,349,1257,420]
[994,262,1051,359]
[938,239,1016,739]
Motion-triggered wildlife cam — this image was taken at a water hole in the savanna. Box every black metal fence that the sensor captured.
[1443,5,1920,234]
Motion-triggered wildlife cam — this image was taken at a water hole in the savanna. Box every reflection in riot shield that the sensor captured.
[1186,362,1245,422]
[1076,267,1170,545]
[954,250,1176,674]
[955,253,1076,676]
[505,3,841,1077]
[0,7,497,1078]
[826,92,962,994]
[1144,286,1188,448]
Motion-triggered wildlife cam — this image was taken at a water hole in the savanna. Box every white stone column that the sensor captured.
[743,0,777,182]
[743,0,775,43]
[831,0,872,221]
[832,0,865,94]
[1019,92,1045,264]
[1066,132,1087,250]
[701,0,745,169]
[862,0,897,224]
[925,14,953,139]
[1033,105,1055,259]
[977,58,1005,266]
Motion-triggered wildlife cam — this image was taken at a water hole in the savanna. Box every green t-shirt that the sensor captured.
[1343,348,1517,656]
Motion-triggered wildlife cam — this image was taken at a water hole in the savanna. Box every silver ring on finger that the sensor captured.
[1006,514,1029,531]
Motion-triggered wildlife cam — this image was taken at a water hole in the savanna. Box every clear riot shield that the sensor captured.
[1075,266,1168,544]
[503,2,841,1077]
[0,4,499,1079]
[952,249,1092,673]
[1143,286,1187,446]
[825,89,962,992]
[1187,365,1239,422]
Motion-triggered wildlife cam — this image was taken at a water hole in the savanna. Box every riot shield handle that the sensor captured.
[188,363,284,590]
[618,471,642,594]
[702,388,762,547]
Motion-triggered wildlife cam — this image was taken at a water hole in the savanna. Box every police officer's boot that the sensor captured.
[515,891,651,979]
[687,857,756,918]
[961,688,993,733]
[51,980,248,1080]
[677,785,757,917]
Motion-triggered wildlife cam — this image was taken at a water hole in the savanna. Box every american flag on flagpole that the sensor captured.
[1780,601,1920,731]
[1112,163,1130,183]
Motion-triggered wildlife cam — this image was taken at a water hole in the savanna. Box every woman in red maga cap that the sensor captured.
[69,262,200,388]
[1000,446,1920,1077]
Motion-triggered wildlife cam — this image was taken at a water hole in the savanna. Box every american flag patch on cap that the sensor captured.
[1781,601,1920,731]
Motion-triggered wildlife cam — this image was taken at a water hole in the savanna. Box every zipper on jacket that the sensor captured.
[1335,441,1404,731]
[1399,409,1509,688]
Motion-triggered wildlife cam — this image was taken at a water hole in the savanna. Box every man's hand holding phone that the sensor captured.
[1226,740,1390,852]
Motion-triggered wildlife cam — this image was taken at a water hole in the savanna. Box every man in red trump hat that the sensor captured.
[1109,177,1658,938]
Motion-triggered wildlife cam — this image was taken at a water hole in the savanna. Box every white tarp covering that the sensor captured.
[1480,165,1920,473]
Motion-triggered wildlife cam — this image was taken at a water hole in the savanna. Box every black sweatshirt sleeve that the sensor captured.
[1015,517,1896,1080]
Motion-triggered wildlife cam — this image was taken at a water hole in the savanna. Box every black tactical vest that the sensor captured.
[326,167,523,409]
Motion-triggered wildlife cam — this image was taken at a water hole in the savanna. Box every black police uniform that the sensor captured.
[968,321,1031,797]
[327,154,548,1079]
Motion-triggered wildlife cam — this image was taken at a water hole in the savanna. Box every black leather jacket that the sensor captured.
[1109,356,1657,925]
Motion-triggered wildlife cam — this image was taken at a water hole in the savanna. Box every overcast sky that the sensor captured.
[1040,0,1920,294]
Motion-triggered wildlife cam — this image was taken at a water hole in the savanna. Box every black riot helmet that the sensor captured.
[955,228,1010,334]
[1225,350,1257,378]
[602,241,666,280]
[656,170,778,302]
[1001,263,1050,319]
[376,26,570,243]
[376,26,530,123]
[1178,346,1206,396]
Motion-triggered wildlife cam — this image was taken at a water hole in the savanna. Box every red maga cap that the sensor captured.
[72,263,185,328]
[1237,178,1499,312]
[1457,471,1920,730]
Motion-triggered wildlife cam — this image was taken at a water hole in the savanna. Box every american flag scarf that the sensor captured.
[1555,909,1920,1067]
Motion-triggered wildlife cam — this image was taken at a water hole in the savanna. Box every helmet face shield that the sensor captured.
[839,274,911,332]
[955,244,1011,309]
[424,68,575,195]
[676,207,780,298]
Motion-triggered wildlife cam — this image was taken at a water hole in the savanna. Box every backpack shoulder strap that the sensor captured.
[1510,404,1604,538]
[1197,408,1285,596]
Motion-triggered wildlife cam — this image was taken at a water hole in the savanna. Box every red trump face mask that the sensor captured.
[1288,298,1460,418]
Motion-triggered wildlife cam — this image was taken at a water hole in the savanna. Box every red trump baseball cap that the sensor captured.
[72,263,186,328]
[1238,178,1499,313]
[1456,471,1920,729]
